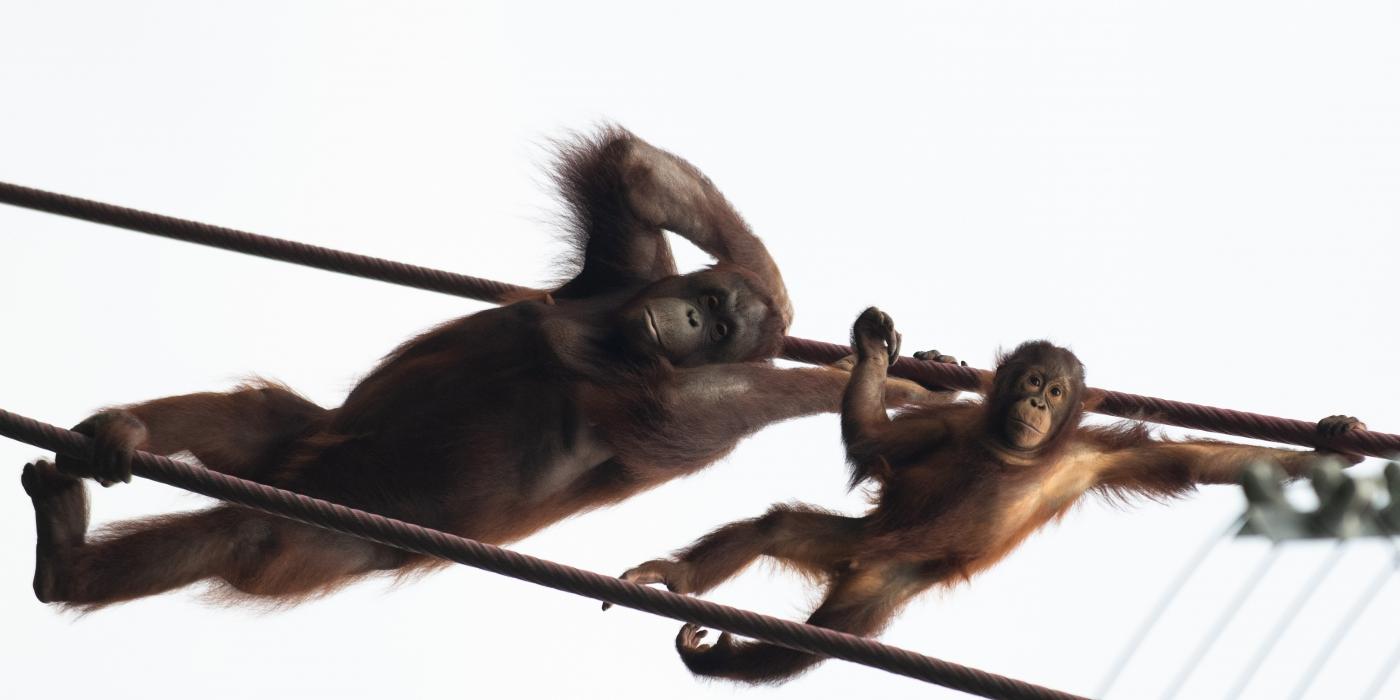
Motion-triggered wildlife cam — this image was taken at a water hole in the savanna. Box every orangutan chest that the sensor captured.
[995,449,1102,533]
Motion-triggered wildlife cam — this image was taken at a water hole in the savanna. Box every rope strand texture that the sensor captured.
[0,408,1084,700]
[0,181,532,302]
[782,338,1400,458]
[2,178,1397,460]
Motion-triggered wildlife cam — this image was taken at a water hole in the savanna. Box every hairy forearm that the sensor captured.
[1112,441,1323,490]
[841,357,891,442]
[1184,442,1321,483]
[623,139,791,321]
[669,365,927,425]
[1098,416,1366,496]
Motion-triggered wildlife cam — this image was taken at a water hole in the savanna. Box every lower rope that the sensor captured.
[2,178,1397,459]
[0,407,1084,700]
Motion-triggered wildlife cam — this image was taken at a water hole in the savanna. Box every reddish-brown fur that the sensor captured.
[20,129,948,612]
[618,308,1365,684]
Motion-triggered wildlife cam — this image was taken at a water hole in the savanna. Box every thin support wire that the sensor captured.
[1289,543,1400,700]
[1096,515,1246,698]
[1360,633,1400,700]
[1160,543,1284,700]
[1224,541,1348,699]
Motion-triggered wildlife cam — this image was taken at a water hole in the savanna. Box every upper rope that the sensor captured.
[3,179,1393,458]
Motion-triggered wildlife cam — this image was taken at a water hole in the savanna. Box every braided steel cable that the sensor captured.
[0,181,533,302]
[4,178,1399,460]
[0,407,1085,700]
[786,336,1400,458]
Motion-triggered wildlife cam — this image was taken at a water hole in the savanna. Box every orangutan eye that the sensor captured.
[713,322,729,340]
[1028,376,1042,388]
[1050,386,1063,398]
[703,295,720,310]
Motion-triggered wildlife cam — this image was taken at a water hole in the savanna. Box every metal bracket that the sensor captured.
[1380,462,1400,533]
[1238,460,1393,541]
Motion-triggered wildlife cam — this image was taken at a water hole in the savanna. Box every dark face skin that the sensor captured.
[990,344,1086,452]
[619,267,778,367]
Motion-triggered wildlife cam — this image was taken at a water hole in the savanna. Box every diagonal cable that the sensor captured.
[0,406,1084,700]
[1224,542,1348,699]
[1290,536,1400,700]
[1160,543,1284,700]
[1096,514,1245,698]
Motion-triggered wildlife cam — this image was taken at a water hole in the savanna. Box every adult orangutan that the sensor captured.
[615,307,1365,683]
[20,130,947,609]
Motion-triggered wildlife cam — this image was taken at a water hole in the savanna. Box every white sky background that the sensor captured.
[2,2,1398,698]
